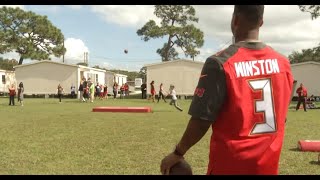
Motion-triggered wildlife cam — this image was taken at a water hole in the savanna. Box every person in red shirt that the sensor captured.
[160,5,294,175]
[8,84,16,106]
[149,81,156,102]
[120,84,125,99]
[295,83,307,112]
[124,83,129,97]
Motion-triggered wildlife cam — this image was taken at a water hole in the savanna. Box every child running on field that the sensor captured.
[167,85,183,112]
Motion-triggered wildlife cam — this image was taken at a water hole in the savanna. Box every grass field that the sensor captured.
[0,97,319,175]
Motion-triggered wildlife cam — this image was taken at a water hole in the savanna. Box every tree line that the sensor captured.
[0,57,18,71]
[287,6,320,64]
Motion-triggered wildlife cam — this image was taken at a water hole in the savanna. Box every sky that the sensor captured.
[1,5,320,71]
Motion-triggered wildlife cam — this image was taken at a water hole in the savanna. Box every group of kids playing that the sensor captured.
[78,77,109,103]
[57,77,183,112]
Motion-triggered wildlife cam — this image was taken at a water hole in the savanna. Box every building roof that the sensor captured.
[0,69,14,73]
[105,70,116,74]
[290,61,320,67]
[144,59,205,68]
[77,65,106,72]
[14,60,78,68]
[13,60,106,72]
[105,70,127,77]
[115,73,128,77]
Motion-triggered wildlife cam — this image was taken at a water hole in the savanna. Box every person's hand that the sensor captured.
[160,152,184,175]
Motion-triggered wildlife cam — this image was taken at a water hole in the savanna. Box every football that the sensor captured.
[169,159,193,175]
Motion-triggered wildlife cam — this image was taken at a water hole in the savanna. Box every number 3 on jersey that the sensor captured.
[248,79,276,135]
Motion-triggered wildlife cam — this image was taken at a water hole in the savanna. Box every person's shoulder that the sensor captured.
[206,44,240,66]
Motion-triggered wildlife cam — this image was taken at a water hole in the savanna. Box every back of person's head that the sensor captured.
[232,5,264,30]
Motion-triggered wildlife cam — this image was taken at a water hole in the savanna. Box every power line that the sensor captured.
[59,40,233,64]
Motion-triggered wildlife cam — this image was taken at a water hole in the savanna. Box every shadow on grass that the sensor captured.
[309,161,320,165]
[152,110,173,112]
[289,147,301,152]
[0,104,19,107]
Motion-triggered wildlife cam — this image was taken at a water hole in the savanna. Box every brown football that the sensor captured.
[169,159,193,175]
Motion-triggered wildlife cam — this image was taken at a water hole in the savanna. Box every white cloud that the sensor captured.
[194,5,320,56]
[66,5,82,10]
[0,5,24,9]
[60,38,89,64]
[0,37,89,65]
[90,5,160,28]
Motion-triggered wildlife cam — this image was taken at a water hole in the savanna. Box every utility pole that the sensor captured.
[86,52,88,65]
[62,40,65,63]
[83,52,89,66]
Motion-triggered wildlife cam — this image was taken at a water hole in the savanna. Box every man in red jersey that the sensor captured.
[295,83,308,112]
[160,5,294,175]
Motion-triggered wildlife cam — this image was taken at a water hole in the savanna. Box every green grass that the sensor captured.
[0,98,319,175]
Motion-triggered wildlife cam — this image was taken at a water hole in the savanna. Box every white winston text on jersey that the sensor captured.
[234,59,280,78]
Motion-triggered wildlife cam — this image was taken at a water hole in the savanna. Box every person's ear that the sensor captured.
[259,20,263,27]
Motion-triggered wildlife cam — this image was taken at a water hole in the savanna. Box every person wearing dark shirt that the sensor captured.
[82,78,88,102]
[17,82,24,106]
[79,80,84,102]
[295,83,308,112]
[141,83,147,99]
[71,84,76,99]
[103,84,108,99]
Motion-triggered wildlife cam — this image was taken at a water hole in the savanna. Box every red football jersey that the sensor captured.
[296,87,307,97]
[207,43,294,174]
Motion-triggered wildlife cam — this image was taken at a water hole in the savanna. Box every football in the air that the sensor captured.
[169,159,193,175]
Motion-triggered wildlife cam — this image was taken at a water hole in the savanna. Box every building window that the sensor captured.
[96,74,98,84]
[2,75,5,84]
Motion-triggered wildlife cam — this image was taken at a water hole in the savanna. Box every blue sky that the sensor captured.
[1,5,320,71]
[26,5,176,71]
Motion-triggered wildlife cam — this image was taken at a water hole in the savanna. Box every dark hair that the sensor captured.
[234,5,264,25]
[19,82,23,88]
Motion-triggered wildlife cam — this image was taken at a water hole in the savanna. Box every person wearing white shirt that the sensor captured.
[168,85,183,112]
